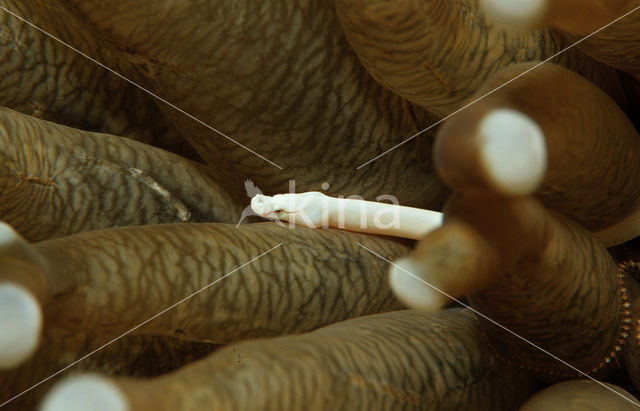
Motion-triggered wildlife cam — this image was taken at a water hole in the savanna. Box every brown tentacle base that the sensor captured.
[40,309,538,411]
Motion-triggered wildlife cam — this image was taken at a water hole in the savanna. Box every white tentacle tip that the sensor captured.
[389,258,446,312]
[40,374,130,411]
[479,108,547,196]
[0,282,42,369]
[0,221,23,249]
[480,0,548,29]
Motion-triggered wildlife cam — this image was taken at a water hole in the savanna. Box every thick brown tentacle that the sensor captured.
[391,192,625,378]
[334,0,625,118]
[0,330,218,411]
[566,12,640,77]
[41,0,449,207]
[480,0,640,76]
[41,309,537,411]
[0,1,197,159]
[434,62,640,231]
[5,223,405,343]
[0,107,239,242]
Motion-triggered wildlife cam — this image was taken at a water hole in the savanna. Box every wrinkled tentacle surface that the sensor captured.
[0,1,196,158]
[0,0,639,409]
[434,61,640,232]
[0,107,239,241]
[36,223,406,341]
[44,0,449,207]
[1,330,218,410]
[391,191,627,376]
[334,0,626,117]
[44,310,537,411]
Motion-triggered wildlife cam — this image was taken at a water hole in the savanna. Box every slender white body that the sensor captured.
[251,192,442,240]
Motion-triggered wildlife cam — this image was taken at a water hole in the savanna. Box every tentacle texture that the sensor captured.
[1,330,218,410]
[334,0,626,117]
[41,309,537,411]
[0,0,639,409]
[0,221,407,370]
[0,107,239,242]
[56,0,449,207]
[391,62,636,381]
[434,62,640,234]
[0,1,197,159]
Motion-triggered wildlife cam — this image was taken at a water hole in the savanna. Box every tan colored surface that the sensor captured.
[116,309,536,410]
[435,62,640,231]
[335,0,625,118]
[0,0,638,409]
[520,380,638,410]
